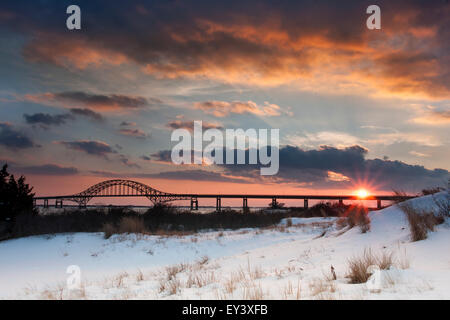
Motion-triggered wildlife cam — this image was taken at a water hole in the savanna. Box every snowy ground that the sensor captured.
[0,192,448,300]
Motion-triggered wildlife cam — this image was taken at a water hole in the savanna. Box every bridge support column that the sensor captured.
[304,199,308,209]
[271,198,277,208]
[377,199,382,209]
[243,198,248,212]
[55,199,63,208]
[33,198,36,207]
[339,199,343,206]
[190,198,198,211]
[44,199,49,208]
[216,197,222,212]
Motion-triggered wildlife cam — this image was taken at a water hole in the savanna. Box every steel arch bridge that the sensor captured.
[57,179,191,207]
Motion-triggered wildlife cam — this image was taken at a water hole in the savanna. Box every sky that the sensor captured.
[0,0,449,204]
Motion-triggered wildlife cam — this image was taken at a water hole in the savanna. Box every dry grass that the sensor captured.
[118,216,146,234]
[281,280,301,300]
[400,203,445,241]
[102,222,116,239]
[242,282,264,300]
[347,249,394,284]
[136,269,144,282]
[223,277,237,294]
[308,278,336,297]
[337,206,370,233]
[165,263,187,280]
[286,218,293,227]
[166,278,182,295]
[102,216,147,239]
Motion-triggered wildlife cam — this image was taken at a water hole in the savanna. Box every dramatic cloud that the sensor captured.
[222,145,449,190]
[24,92,156,111]
[0,122,35,149]
[4,0,449,98]
[150,145,448,190]
[23,113,74,127]
[57,140,116,157]
[166,120,223,131]
[194,101,286,117]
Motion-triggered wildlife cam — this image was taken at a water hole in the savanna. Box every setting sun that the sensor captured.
[356,189,369,198]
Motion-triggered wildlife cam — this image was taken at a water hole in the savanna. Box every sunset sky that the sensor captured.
[0,0,449,204]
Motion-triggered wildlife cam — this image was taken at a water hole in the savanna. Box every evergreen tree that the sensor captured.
[0,164,36,221]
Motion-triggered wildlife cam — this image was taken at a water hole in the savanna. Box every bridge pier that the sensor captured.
[339,199,343,206]
[243,198,248,212]
[55,199,63,208]
[44,199,49,209]
[190,198,198,211]
[216,197,222,212]
[271,197,277,208]
[377,199,382,209]
[304,199,308,209]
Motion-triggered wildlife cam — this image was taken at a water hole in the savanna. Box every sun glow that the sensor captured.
[356,189,369,198]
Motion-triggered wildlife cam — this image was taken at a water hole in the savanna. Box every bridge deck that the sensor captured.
[34,194,413,201]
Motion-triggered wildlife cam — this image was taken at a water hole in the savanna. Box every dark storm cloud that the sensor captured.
[23,112,74,126]
[149,145,449,190]
[58,140,116,157]
[0,122,35,149]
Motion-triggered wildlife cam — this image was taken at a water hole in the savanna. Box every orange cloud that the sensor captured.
[194,100,288,117]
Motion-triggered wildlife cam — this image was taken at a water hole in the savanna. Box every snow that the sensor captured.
[0,192,448,299]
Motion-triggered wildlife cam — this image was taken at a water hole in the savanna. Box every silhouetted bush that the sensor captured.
[1,200,369,241]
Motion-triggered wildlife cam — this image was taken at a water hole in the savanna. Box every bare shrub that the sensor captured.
[347,249,393,284]
[197,255,209,266]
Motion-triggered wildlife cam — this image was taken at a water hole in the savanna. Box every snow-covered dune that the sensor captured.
[0,192,448,299]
